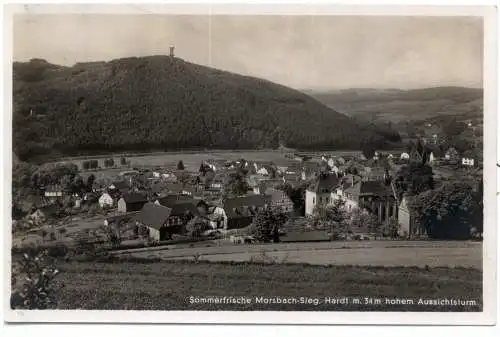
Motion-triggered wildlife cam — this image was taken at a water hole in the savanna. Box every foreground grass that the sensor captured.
[53,259,482,311]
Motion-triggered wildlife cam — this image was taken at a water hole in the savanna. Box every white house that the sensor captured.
[257,167,269,176]
[98,192,114,209]
[428,152,435,165]
[305,173,341,216]
[462,158,475,167]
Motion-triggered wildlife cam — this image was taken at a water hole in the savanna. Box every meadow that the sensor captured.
[53,259,482,311]
[47,150,360,172]
[120,240,482,269]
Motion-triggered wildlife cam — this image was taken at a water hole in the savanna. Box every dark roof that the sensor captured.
[110,180,129,191]
[223,195,272,219]
[264,188,292,203]
[157,194,193,204]
[307,173,340,193]
[345,180,394,199]
[134,203,172,230]
[122,192,148,204]
[170,202,200,217]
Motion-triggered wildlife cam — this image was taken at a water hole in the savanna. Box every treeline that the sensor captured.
[13,57,398,161]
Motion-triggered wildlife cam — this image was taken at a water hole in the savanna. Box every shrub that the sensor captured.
[10,250,62,309]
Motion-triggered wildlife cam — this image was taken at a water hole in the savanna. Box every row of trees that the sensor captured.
[82,157,128,170]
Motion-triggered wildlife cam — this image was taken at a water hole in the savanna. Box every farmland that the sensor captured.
[46,150,360,173]
[53,259,482,311]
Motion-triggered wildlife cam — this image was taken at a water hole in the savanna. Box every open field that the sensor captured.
[52,260,482,311]
[118,241,482,269]
[46,150,360,172]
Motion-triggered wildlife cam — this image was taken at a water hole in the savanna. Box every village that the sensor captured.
[12,123,483,254]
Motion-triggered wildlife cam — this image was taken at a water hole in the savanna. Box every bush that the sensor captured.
[11,250,62,309]
[89,160,99,169]
[104,158,115,168]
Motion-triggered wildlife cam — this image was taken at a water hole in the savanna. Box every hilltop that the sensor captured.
[308,86,483,123]
[13,57,398,162]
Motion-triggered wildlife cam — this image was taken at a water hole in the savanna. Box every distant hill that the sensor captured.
[308,86,483,124]
[13,57,398,162]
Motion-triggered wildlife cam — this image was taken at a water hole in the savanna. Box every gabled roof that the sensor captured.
[110,180,129,191]
[121,192,148,204]
[158,199,200,217]
[223,195,272,219]
[157,194,193,205]
[264,188,291,203]
[134,203,172,230]
[345,180,394,200]
[307,173,340,193]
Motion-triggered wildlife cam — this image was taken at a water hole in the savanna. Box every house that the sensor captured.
[400,152,410,160]
[206,204,227,229]
[340,178,397,225]
[264,188,294,214]
[134,203,173,241]
[256,166,270,176]
[155,197,200,227]
[462,157,475,167]
[305,172,341,216]
[398,195,426,238]
[109,180,130,194]
[223,195,272,230]
[302,162,320,181]
[117,192,148,213]
[421,124,442,145]
[44,185,63,198]
[362,166,388,182]
[445,147,460,162]
[98,192,114,209]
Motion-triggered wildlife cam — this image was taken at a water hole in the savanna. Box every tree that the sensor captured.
[361,144,376,160]
[350,208,380,237]
[86,174,95,192]
[251,208,288,243]
[394,162,434,197]
[276,182,307,216]
[71,175,86,195]
[104,158,114,168]
[410,181,481,240]
[223,171,250,198]
[311,199,349,239]
[10,250,62,309]
[89,160,98,169]
[177,160,185,170]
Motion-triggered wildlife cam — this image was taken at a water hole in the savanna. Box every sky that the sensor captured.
[13,14,483,90]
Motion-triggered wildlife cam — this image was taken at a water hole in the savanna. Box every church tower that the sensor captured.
[169,45,175,58]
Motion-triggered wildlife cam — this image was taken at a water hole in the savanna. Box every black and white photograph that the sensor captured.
[2,2,497,325]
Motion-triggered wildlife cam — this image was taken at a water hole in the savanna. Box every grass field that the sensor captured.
[49,150,360,172]
[53,259,482,311]
[120,241,482,269]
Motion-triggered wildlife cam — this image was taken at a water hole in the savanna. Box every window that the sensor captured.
[313,197,315,204]
[319,197,323,203]
[326,197,330,203]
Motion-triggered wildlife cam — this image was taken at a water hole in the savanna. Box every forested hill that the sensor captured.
[13,57,399,161]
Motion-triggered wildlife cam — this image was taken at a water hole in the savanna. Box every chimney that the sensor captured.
[169,45,175,58]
